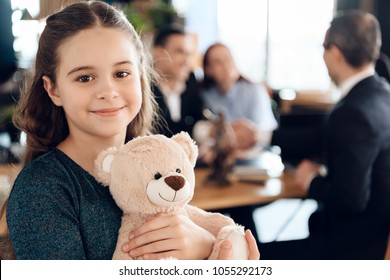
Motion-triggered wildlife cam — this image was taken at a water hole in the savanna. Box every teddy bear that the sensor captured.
[94,132,249,260]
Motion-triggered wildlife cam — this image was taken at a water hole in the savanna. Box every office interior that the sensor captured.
[1,0,390,259]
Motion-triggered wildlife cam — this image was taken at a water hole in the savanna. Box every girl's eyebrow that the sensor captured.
[67,61,134,76]
[67,66,93,76]
[115,60,134,67]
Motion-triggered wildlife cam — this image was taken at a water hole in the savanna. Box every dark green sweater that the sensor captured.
[7,149,122,259]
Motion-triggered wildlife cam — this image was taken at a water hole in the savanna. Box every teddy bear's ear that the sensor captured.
[94,147,117,186]
[172,132,199,167]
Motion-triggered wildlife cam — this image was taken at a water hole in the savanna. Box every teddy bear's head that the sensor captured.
[94,132,198,215]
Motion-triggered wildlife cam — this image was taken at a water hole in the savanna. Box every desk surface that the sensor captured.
[0,164,20,181]
[0,164,20,237]
[190,167,301,210]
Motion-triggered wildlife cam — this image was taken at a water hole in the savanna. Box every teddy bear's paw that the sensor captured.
[209,225,249,260]
[225,227,249,260]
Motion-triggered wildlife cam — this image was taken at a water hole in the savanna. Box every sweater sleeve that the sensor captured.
[7,165,86,260]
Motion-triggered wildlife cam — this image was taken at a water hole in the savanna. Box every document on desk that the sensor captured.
[232,150,285,182]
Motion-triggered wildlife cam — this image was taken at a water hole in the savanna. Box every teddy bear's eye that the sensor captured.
[176,168,181,173]
[154,172,162,180]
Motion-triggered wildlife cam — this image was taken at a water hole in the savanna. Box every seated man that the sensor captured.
[152,25,204,138]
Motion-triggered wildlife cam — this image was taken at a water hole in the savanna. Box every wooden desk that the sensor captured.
[191,167,301,211]
[0,165,19,236]
[0,164,21,182]
[0,164,18,259]
[0,164,20,212]
[280,90,336,114]
[191,167,302,239]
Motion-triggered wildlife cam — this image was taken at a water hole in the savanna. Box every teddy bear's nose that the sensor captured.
[164,175,185,191]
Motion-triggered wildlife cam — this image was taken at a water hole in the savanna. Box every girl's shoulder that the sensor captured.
[19,149,72,177]
[13,149,91,192]
[8,149,103,218]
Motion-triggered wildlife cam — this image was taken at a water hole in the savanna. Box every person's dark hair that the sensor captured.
[153,24,185,47]
[13,1,157,164]
[324,10,381,67]
[202,42,247,89]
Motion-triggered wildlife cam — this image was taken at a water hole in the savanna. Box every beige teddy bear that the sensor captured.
[94,132,249,260]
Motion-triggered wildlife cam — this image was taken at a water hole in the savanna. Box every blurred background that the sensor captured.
[1,0,390,165]
[1,0,390,253]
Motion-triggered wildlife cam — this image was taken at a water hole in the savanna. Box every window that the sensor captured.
[10,0,41,68]
[217,0,268,85]
[267,0,334,90]
[174,0,335,91]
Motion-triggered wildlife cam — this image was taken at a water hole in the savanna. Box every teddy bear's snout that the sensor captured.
[164,175,185,191]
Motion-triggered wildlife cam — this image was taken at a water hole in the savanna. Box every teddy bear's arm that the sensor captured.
[185,204,237,237]
[112,214,145,260]
[185,205,249,260]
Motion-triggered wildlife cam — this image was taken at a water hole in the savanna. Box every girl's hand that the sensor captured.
[217,230,260,260]
[121,213,215,260]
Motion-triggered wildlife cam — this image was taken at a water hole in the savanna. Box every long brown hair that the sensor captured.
[13,1,158,164]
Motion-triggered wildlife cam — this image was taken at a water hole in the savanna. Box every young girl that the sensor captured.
[6,1,259,260]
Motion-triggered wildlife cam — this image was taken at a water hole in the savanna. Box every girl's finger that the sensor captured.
[217,240,233,260]
[245,229,260,260]
[129,239,180,258]
[127,225,180,251]
[129,214,174,239]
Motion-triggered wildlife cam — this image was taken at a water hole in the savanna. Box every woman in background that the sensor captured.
[198,43,278,152]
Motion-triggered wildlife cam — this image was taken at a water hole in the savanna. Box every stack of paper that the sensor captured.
[232,150,285,182]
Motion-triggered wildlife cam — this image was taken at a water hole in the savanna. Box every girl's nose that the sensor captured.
[96,78,119,100]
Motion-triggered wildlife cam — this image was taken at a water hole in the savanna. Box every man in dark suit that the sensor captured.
[261,10,390,259]
[152,25,204,137]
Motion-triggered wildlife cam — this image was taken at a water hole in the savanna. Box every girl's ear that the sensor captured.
[42,75,63,106]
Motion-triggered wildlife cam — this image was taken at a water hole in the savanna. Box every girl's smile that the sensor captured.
[91,106,126,117]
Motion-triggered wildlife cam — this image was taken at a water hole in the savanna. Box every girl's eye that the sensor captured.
[154,172,162,180]
[115,71,130,78]
[76,75,93,83]
[176,168,181,173]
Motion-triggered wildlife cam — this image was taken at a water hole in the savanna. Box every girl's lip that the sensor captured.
[92,106,124,115]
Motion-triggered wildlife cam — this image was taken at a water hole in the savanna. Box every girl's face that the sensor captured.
[43,27,142,142]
